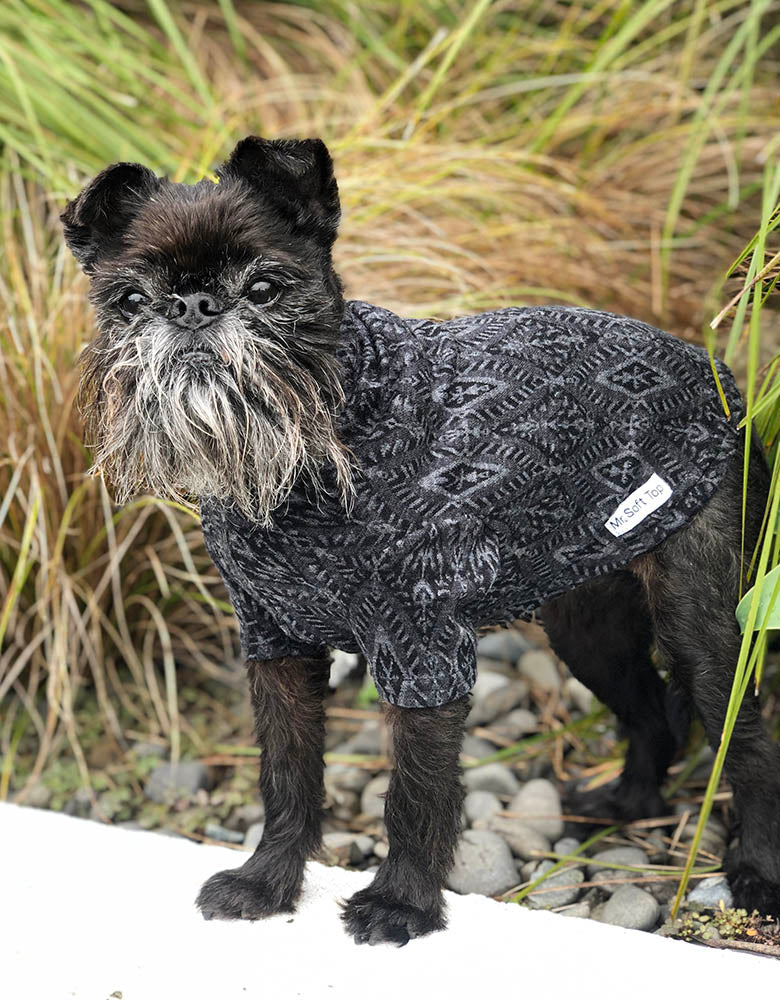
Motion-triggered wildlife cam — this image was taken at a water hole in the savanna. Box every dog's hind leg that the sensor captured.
[635,444,780,915]
[196,655,330,920]
[341,697,469,945]
[541,571,685,822]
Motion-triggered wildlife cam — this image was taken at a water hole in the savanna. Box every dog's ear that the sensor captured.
[61,163,160,273]
[218,137,340,248]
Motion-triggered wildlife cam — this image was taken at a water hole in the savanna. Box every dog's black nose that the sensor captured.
[170,293,223,329]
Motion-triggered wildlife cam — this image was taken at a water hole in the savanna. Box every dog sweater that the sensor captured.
[200,301,744,708]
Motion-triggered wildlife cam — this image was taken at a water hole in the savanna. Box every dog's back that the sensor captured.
[202,300,744,709]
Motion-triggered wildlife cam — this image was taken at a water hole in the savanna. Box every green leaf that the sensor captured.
[736,564,780,632]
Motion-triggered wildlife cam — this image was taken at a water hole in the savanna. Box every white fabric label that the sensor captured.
[604,473,673,538]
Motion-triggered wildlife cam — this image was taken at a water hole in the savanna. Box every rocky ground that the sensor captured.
[13,624,780,957]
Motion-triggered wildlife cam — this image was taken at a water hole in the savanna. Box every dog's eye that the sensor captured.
[118,290,148,320]
[248,279,280,307]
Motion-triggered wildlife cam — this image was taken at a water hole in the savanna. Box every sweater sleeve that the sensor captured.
[200,500,327,663]
[349,582,478,707]
[222,575,327,663]
[348,519,498,708]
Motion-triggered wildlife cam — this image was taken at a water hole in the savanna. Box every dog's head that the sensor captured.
[62,136,353,522]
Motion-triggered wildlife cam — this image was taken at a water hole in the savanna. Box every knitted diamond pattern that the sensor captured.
[200,301,743,708]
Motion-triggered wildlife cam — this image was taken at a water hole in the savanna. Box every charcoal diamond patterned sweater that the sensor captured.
[200,301,744,708]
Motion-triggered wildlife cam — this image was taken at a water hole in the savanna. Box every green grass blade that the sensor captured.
[145,0,214,108]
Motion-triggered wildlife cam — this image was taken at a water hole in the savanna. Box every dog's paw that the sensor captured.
[340,886,445,946]
[196,867,297,922]
[563,777,665,833]
[727,864,780,917]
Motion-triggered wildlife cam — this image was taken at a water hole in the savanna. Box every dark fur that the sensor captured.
[197,656,330,919]
[340,699,469,944]
[62,136,780,945]
[545,435,780,905]
[63,139,351,524]
[636,437,780,910]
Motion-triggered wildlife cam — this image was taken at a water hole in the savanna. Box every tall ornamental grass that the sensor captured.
[672,156,780,915]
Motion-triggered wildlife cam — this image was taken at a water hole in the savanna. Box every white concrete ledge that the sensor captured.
[1,803,775,999]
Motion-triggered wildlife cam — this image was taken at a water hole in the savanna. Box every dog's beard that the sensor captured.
[79,315,354,524]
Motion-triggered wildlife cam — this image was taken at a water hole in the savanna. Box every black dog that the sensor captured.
[62,136,780,945]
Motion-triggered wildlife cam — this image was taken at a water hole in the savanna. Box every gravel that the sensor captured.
[463,762,521,796]
[643,831,669,864]
[527,860,584,909]
[470,669,511,703]
[687,875,733,909]
[360,773,390,818]
[447,830,518,896]
[559,901,592,919]
[327,786,360,822]
[229,803,265,830]
[131,741,166,759]
[476,629,529,663]
[244,822,265,851]
[467,670,522,726]
[204,822,244,844]
[481,814,551,861]
[325,764,373,793]
[461,734,497,760]
[586,846,649,881]
[322,831,370,865]
[63,788,92,818]
[601,885,660,930]
[144,762,211,804]
[21,782,52,809]
[554,837,582,858]
[508,779,563,839]
[463,790,502,824]
[344,721,383,756]
[488,708,537,742]
[355,835,375,856]
[562,677,593,714]
[518,650,560,692]
[468,680,529,727]
[679,818,726,858]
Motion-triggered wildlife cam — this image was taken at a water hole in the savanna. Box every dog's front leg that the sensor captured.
[341,697,469,945]
[196,655,329,920]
